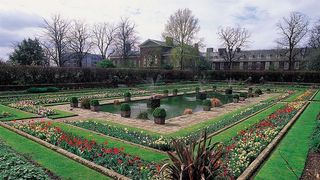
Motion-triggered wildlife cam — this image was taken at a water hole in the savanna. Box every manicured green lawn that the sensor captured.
[0,104,37,121]
[0,126,110,180]
[313,90,320,101]
[48,109,77,119]
[210,103,284,143]
[54,122,168,162]
[254,102,320,180]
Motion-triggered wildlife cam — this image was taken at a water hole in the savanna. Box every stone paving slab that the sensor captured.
[51,93,279,134]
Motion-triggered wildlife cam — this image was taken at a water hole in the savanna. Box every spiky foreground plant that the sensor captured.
[160,131,223,180]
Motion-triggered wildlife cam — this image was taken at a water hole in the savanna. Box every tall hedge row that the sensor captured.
[0,65,319,88]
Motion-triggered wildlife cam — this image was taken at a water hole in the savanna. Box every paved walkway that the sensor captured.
[50,93,278,134]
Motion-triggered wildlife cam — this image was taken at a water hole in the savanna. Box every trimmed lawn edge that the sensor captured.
[0,121,128,180]
[0,104,38,121]
[238,101,309,179]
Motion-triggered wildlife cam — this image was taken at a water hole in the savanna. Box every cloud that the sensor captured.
[0,11,42,31]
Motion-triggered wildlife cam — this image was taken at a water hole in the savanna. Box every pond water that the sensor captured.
[100,92,234,120]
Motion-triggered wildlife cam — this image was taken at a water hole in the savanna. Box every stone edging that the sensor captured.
[309,90,319,101]
[237,101,310,180]
[204,102,278,141]
[0,122,130,180]
[59,121,168,155]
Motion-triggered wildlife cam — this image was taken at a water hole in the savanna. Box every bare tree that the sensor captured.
[42,14,70,67]
[276,12,309,70]
[92,23,117,59]
[162,8,200,70]
[113,17,139,63]
[217,26,250,69]
[67,20,93,67]
[309,19,320,48]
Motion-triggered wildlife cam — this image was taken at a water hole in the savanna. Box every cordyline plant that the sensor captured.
[160,131,224,179]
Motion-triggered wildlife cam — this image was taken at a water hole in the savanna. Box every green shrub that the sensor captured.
[195,87,200,92]
[202,100,212,107]
[173,89,178,93]
[239,92,248,98]
[90,99,99,106]
[212,85,217,90]
[255,89,263,95]
[80,98,91,109]
[233,94,239,99]
[27,87,59,93]
[120,103,131,111]
[153,108,166,118]
[124,92,131,97]
[96,59,115,68]
[225,88,233,95]
[70,97,78,103]
[163,90,169,94]
[137,111,149,120]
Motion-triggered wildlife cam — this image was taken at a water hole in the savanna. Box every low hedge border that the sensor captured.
[0,121,129,180]
[238,101,309,179]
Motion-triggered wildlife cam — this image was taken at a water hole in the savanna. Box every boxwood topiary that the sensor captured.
[225,88,233,95]
[124,92,131,97]
[70,97,78,103]
[233,94,240,99]
[90,99,99,106]
[202,99,212,107]
[163,90,169,94]
[152,107,166,118]
[120,103,131,111]
[173,89,178,93]
[255,89,263,95]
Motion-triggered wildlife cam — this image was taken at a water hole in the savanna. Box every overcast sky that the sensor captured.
[0,0,319,59]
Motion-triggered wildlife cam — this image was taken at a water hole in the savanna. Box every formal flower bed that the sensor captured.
[8,101,56,117]
[12,121,160,179]
[220,101,304,178]
[70,95,286,152]
[295,89,315,101]
[69,121,172,151]
[0,139,50,179]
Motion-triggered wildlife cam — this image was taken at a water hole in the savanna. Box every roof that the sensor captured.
[139,39,171,47]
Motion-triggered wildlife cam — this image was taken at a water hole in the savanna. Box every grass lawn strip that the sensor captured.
[0,125,110,180]
[254,102,320,180]
[53,122,168,162]
[284,90,305,102]
[210,103,284,143]
[0,104,37,121]
[312,89,320,101]
[47,109,77,119]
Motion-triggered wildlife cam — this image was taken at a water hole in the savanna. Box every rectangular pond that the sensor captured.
[100,92,234,120]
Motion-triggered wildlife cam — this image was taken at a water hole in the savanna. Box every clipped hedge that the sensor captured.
[0,65,319,90]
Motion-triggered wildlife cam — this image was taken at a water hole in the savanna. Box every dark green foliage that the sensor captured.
[162,64,174,70]
[212,85,217,90]
[173,89,178,93]
[233,94,240,99]
[160,131,223,179]
[137,111,149,120]
[239,92,248,98]
[80,98,91,109]
[202,100,212,107]
[196,92,207,100]
[27,87,59,93]
[225,88,233,95]
[152,108,166,118]
[120,103,131,111]
[124,92,131,97]
[163,89,169,94]
[0,140,50,179]
[70,97,78,104]
[195,87,200,92]
[9,38,46,66]
[96,59,115,68]
[255,89,263,95]
[311,121,320,153]
[90,99,99,106]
